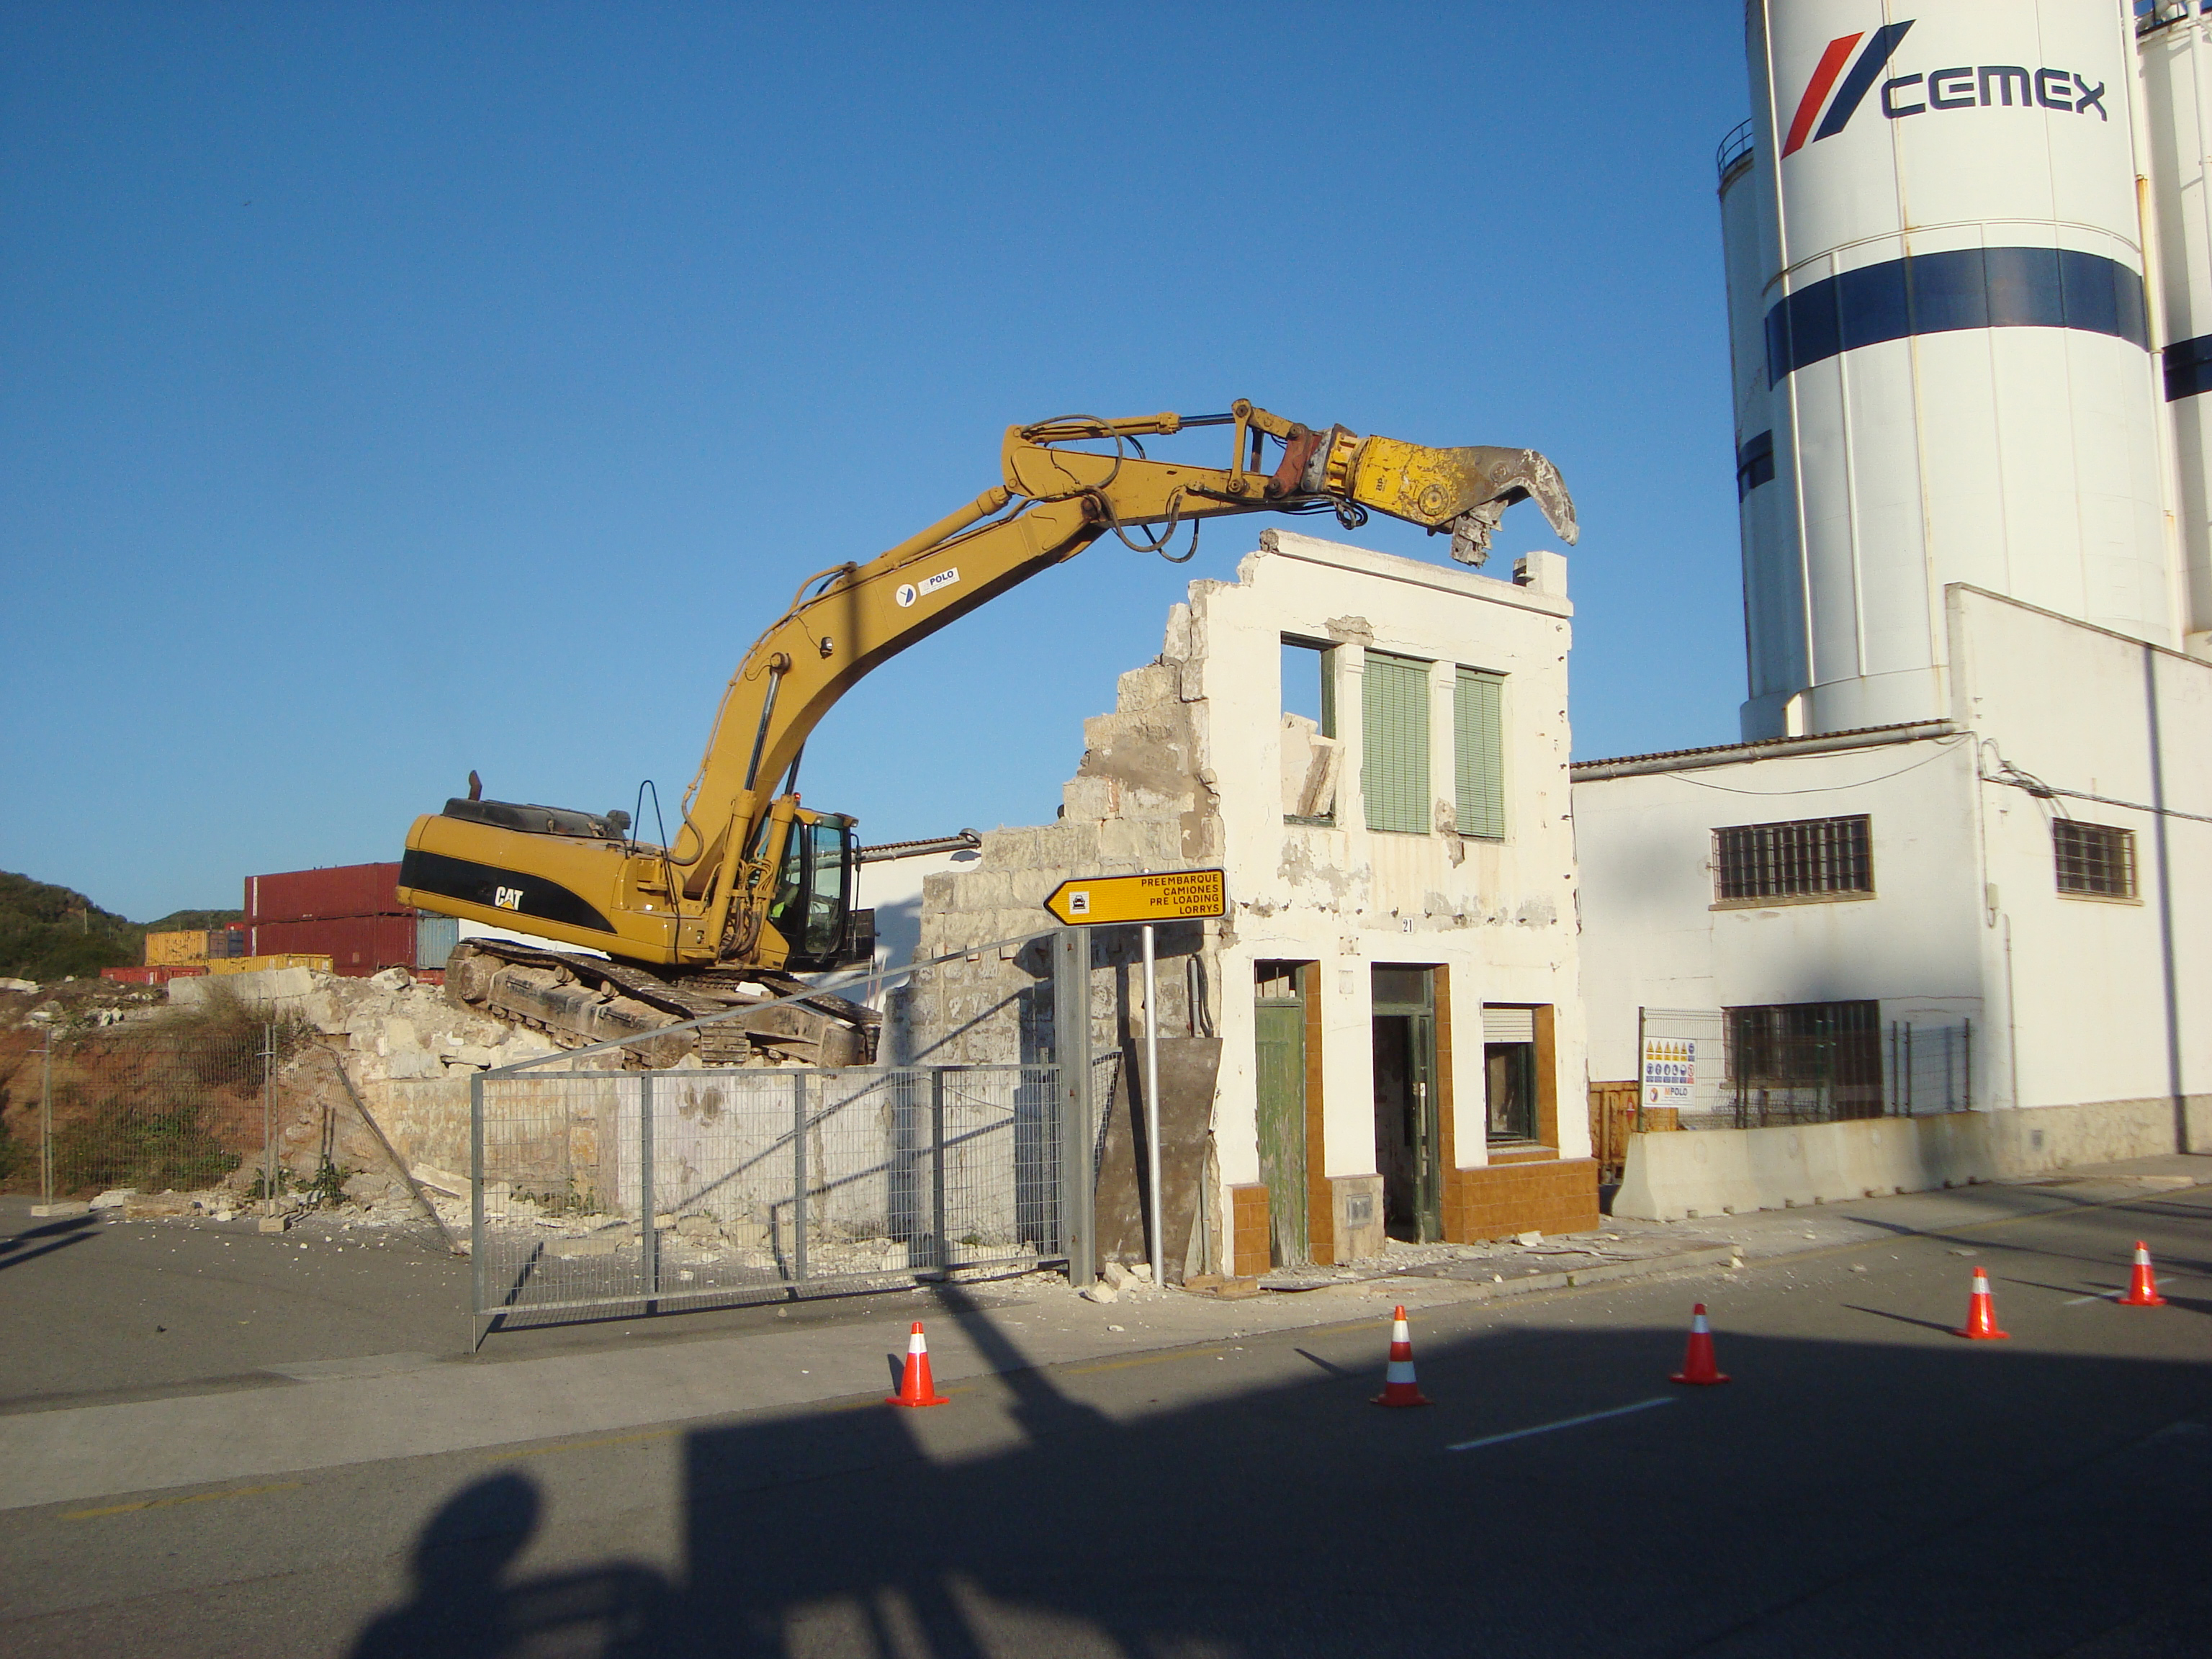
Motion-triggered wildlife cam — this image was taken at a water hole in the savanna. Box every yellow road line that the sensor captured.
[1063,1349,1226,1377]
[498,1426,682,1460]
[66,1481,302,1521]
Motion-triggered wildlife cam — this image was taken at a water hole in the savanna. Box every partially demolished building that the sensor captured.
[900,529,1596,1278]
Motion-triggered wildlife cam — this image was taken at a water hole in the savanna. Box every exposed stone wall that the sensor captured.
[900,601,1220,1071]
[172,965,563,1191]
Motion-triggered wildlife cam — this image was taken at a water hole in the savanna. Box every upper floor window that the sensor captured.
[1714,814,1872,902]
[1453,668,1505,840]
[2054,819,2135,899]
[1282,638,1339,824]
[1362,651,1431,835]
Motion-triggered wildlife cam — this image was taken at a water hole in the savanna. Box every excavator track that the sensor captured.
[446,940,878,1069]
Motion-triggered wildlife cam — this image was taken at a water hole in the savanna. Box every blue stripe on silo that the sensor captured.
[1765,247,2149,387]
[1735,430,1774,499]
[2163,334,2212,401]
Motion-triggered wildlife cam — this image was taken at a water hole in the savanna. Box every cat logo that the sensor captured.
[494,886,523,911]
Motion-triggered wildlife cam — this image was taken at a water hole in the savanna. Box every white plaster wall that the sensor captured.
[1573,738,1988,1087]
[1194,531,1586,1184]
[1950,586,2212,1111]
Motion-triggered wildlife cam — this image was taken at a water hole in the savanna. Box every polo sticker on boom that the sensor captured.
[1781,19,2108,158]
[894,567,961,608]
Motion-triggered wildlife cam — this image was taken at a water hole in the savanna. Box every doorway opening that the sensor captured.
[1372,965,1439,1242]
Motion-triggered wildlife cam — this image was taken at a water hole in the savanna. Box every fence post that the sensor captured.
[39,1026,53,1207]
[792,1072,808,1283]
[1905,1025,1913,1117]
[469,1070,486,1352]
[930,1069,948,1271]
[1053,927,1094,1288]
[640,1071,658,1303]
[261,1022,277,1214]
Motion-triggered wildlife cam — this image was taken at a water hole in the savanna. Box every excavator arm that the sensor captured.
[399,401,1575,979]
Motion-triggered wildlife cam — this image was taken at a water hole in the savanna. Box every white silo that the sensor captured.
[2135,2,2212,659]
[1718,117,1810,733]
[1730,0,2178,739]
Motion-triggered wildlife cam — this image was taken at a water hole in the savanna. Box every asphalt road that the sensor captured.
[2,1179,2208,1657]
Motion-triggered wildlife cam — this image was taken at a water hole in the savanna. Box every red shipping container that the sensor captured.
[243,862,404,926]
[250,915,417,976]
[100,965,209,986]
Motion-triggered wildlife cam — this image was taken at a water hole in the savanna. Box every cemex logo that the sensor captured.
[1782,19,2108,158]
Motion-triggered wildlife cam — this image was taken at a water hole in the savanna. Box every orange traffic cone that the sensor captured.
[1372,1305,1431,1407]
[1670,1303,1730,1385]
[2118,1240,2167,1307]
[1956,1267,2010,1339]
[886,1321,950,1407]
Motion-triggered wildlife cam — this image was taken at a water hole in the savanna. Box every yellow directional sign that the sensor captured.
[1043,868,1227,927]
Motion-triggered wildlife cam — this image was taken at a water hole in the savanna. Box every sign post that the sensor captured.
[1043,870,1228,1289]
[1052,927,1094,1289]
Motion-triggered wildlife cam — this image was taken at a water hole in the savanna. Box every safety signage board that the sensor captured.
[1042,868,1227,927]
[1641,1036,1696,1107]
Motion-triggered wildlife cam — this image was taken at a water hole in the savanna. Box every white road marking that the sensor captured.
[2065,1292,2118,1305]
[1447,1396,1675,1453]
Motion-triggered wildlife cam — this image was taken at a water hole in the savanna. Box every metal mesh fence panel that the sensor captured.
[25,1029,269,1200]
[474,1064,1061,1330]
[1887,1019,1975,1116]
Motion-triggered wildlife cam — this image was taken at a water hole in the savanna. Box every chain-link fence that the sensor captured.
[1887,1017,1974,1115]
[473,1062,1061,1336]
[1635,1006,1979,1133]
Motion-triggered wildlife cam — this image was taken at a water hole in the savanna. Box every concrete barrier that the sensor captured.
[168,966,319,1012]
[1614,1095,2212,1222]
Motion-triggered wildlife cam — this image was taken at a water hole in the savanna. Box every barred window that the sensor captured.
[1714,814,1873,902]
[2054,820,2135,898]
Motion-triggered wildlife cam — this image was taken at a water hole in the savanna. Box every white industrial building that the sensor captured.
[1578,0,2210,1219]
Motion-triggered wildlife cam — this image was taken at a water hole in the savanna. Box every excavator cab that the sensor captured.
[761,808,866,971]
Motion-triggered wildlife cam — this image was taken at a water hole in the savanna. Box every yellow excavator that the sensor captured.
[397,401,1576,1066]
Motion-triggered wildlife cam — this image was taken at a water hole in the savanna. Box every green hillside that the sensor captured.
[0,873,242,983]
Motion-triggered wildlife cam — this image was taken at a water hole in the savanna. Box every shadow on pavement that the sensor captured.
[349,1471,673,1657]
[348,1276,2212,1658]
[0,1212,97,1274]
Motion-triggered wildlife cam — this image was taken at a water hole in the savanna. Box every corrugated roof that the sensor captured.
[1570,720,1951,776]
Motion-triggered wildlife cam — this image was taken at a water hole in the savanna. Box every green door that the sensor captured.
[1254,987,1307,1268]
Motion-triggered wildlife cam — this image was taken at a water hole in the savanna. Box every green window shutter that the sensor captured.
[1362,652,1430,834]
[1455,669,1505,840]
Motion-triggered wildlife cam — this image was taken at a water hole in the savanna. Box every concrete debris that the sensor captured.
[89,1190,136,1211]
[0,977,37,993]
[1101,1261,1133,1292]
[1083,1283,1119,1305]
[1515,1231,1544,1246]
[1128,1262,1153,1283]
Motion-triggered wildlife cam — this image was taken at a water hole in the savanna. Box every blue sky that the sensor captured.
[1,3,1752,921]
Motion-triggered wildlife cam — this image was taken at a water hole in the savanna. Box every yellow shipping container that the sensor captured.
[144,929,210,966]
[204,954,333,976]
